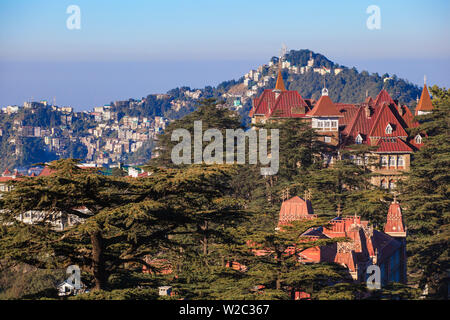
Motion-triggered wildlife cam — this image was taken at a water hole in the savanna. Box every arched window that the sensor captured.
[355,134,363,144]
[415,134,422,144]
[381,179,388,189]
[389,156,396,167]
[381,156,388,167]
[397,155,405,167]
[385,124,393,134]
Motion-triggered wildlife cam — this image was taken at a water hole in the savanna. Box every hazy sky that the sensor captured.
[0,0,449,110]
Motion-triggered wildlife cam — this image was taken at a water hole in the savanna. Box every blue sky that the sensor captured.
[0,0,449,110]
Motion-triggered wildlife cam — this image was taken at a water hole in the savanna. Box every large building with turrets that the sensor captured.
[249,63,434,189]
[279,195,407,286]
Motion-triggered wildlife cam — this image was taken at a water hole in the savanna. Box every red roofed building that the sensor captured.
[339,89,419,189]
[282,196,408,285]
[277,196,316,229]
[307,88,343,147]
[0,176,16,194]
[2,168,13,177]
[249,66,312,124]
[227,196,408,296]
[249,77,426,191]
[415,81,434,116]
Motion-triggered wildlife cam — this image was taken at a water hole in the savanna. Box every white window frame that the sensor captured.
[331,120,338,130]
[355,134,363,144]
[415,134,422,144]
[385,124,393,134]
[389,156,396,167]
[381,156,388,167]
[397,155,405,167]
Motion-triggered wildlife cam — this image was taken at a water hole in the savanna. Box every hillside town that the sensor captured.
[0,49,447,303]
[0,58,438,298]
[222,52,344,112]
[0,99,170,172]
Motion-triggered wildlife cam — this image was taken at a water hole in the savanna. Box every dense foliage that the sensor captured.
[398,86,450,299]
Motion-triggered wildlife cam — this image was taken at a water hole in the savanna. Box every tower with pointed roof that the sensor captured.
[415,76,434,116]
[274,68,286,92]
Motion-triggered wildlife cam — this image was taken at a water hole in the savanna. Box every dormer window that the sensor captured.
[385,124,393,135]
[415,134,422,144]
[355,134,363,144]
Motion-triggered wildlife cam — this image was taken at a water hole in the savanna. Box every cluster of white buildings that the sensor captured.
[0,98,170,168]
[239,54,344,102]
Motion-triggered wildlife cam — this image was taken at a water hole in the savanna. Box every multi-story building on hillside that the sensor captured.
[249,66,434,189]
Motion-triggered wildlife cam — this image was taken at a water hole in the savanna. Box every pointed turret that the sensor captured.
[374,89,395,106]
[415,77,434,116]
[384,197,406,238]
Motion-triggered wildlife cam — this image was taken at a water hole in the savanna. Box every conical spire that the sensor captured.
[415,76,434,115]
[275,68,286,91]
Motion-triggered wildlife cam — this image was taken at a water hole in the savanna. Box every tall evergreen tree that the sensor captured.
[399,86,450,299]
[0,159,243,293]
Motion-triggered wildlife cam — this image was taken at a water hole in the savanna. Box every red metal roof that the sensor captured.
[299,215,401,272]
[278,196,315,227]
[0,176,15,182]
[250,89,309,119]
[399,104,419,129]
[374,89,395,106]
[373,137,414,153]
[268,91,309,118]
[369,103,408,137]
[306,95,342,117]
[251,89,276,116]
[335,103,359,128]
[38,167,57,177]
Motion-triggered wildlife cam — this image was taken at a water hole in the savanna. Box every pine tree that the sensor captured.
[0,159,243,294]
[151,98,242,167]
[398,86,450,299]
[234,218,358,299]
